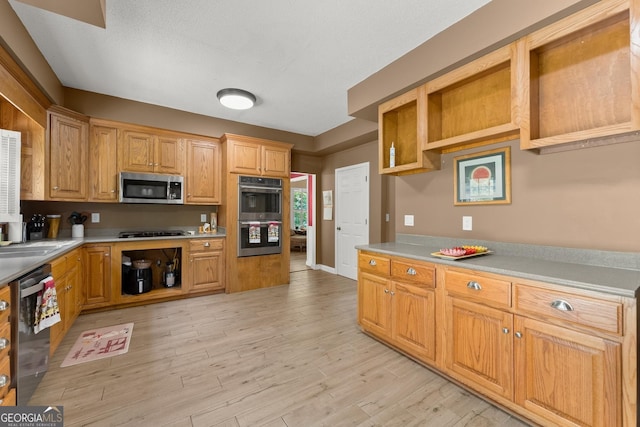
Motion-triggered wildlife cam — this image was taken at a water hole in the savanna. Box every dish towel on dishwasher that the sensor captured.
[34,275,61,334]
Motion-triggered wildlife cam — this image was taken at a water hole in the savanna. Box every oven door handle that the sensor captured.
[240,221,282,225]
[21,280,45,298]
[239,185,282,192]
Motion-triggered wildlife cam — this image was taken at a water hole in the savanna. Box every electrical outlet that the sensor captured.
[200,214,207,222]
[91,213,100,223]
[385,213,390,222]
[462,216,473,231]
[404,215,414,227]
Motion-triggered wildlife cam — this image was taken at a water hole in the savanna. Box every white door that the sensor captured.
[335,162,369,280]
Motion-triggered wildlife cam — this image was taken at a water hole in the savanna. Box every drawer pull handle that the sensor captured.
[0,338,8,350]
[551,300,574,312]
[0,375,8,387]
[368,259,377,266]
[466,281,482,291]
[502,328,509,334]
[406,267,417,276]
[0,301,8,312]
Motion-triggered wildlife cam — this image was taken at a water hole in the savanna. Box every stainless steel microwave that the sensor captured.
[119,172,184,204]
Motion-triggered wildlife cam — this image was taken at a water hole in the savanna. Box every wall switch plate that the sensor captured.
[462,216,472,231]
[404,215,414,226]
[91,213,100,223]
[200,214,207,222]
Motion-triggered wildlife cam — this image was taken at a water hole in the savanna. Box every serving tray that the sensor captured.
[430,250,493,260]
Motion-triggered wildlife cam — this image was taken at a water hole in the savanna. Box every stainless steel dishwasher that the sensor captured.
[11,264,52,405]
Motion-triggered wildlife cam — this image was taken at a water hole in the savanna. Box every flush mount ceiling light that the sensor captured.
[216,88,256,110]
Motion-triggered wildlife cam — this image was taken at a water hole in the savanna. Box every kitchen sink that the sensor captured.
[0,241,77,257]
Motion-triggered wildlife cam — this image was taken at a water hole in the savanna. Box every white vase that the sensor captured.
[71,224,84,238]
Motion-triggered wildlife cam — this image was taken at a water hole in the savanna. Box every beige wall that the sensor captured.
[317,140,387,267]
[395,139,640,252]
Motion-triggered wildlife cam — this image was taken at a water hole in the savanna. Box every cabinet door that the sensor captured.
[49,113,88,200]
[89,125,118,201]
[49,277,67,355]
[65,254,82,327]
[358,272,391,338]
[446,297,514,400]
[186,139,221,204]
[262,145,290,177]
[119,130,155,172]
[83,246,112,308]
[155,136,184,175]
[189,250,225,292]
[514,316,621,427]
[228,139,261,175]
[392,282,436,362]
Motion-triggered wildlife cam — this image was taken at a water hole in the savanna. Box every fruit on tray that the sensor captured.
[439,245,488,256]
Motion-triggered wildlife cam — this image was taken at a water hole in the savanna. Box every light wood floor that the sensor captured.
[31,269,530,426]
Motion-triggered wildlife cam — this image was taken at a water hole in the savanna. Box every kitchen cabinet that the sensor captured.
[0,286,13,406]
[358,252,437,364]
[518,0,640,152]
[185,138,222,205]
[222,133,292,178]
[422,43,520,152]
[82,244,112,309]
[50,248,82,355]
[378,88,440,175]
[119,129,185,175]
[48,107,89,200]
[0,99,45,201]
[188,239,225,293]
[89,121,118,202]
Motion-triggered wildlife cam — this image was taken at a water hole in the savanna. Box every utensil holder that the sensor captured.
[71,224,84,238]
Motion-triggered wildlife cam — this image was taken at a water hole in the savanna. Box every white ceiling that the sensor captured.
[9,0,490,136]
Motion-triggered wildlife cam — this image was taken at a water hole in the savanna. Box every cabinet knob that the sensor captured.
[148,163,154,166]
[105,253,110,257]
[204,242,210,247]
[0,375,8,387]
[502,328,509,334]
[111,190,116,193]
[406,267,417,276]
[0,338,9,350]
[466,281,482,291]
[368,259,377,266]
[515,332,523,339]
[0,300,8,312]
[384,289,389,294]
[53,186,59,190]
[390,291,395,296]
[550,299,574,312]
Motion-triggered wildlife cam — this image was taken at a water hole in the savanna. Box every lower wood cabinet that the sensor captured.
[82,245,112,309]
[188,239,225,293]
[50,249,82,355]
[0,286,13,405]
[357,250,637,427]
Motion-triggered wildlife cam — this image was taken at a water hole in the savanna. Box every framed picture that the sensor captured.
[454,146,511,205]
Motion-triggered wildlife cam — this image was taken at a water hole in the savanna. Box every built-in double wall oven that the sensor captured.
[237,176,283,257]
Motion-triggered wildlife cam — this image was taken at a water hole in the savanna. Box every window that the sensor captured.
[291,187,307,230]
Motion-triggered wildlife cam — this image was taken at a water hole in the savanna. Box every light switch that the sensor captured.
[200,214,207,222]
[404,215,414,227]
[385,213,390,222]
[462,216,472,231]
[91,213,100,223]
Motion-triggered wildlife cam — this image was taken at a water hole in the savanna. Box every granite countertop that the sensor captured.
[357,235,640,299]
[0,228,226,285]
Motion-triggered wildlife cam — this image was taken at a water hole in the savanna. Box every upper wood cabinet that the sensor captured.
[48,108,89,201]
[518,0,640,152]
[185,138,222,205]
[119,129,185,175]
[378,89,440,175]
[222,133,292,177]
[423,43,520,152]
[89,121,118,202]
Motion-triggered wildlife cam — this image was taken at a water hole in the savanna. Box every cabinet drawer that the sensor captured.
[391,259,435,288]
[189,239,224,252]
[358,253,390,276]
[0,357,10,399]
[51,255,67,278]
[0,287,10,325]
[514,284,622,335]
[445,270,511,309]
[0,323,10,361]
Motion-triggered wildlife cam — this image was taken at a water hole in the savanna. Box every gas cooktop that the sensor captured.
[118,230,186,239]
